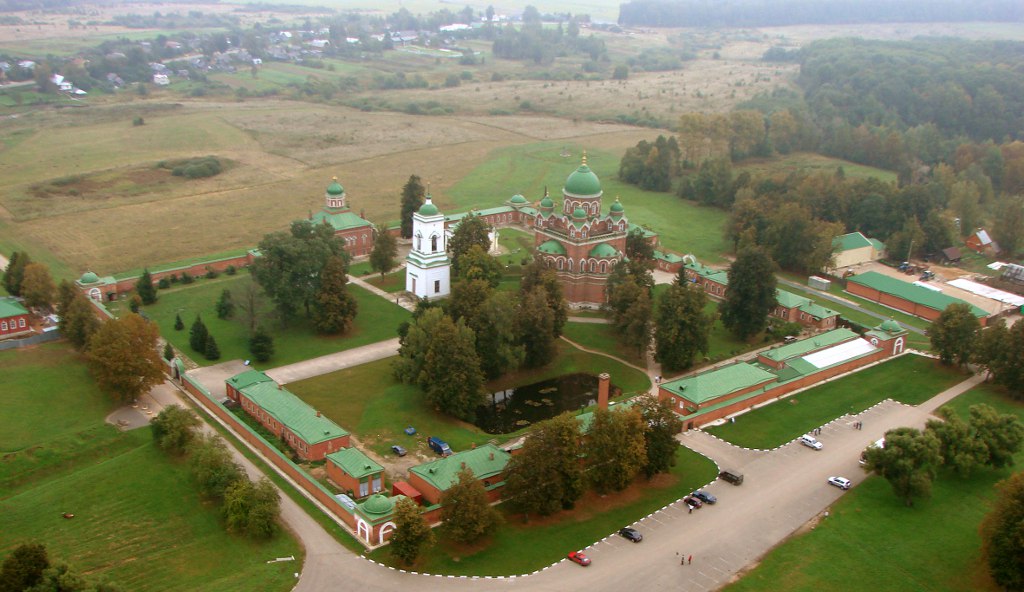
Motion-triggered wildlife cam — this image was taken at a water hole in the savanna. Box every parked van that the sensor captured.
[859,437,885,465]
[799,434,823,450]
[427,436,452,456]
[719,469,744,485]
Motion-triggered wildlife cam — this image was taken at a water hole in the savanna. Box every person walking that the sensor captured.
[687,504,693,514]
[681,556,685,566]
[688,555,693,565]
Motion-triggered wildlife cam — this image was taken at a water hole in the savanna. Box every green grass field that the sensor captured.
[288,340,651,457]
[562,321,646,367]
[364,268,406,293]
[722,382,1023,592]
[736,152,897,183]
[369,445,718,575]
[446,143,730,263]
[134,273,409,367]
[705,355,967,449]
[0,343,300,591]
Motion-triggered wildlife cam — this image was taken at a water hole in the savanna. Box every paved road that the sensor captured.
[178,352,982,592]
[264,338,401,385]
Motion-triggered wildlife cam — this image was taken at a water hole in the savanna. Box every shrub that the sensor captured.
[205,266,219,279]
[180,274,195,284]
[157,277,171,289]
[132,116,145,126]
[225,265,237,276]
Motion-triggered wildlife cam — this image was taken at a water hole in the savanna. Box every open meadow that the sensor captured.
[0,343,301,591]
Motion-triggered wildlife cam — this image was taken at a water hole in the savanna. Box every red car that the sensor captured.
[568,551,591,566]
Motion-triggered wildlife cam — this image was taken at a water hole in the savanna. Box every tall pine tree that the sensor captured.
[399,175,425,239]
[189,315,209,352]
[136,269,157,304]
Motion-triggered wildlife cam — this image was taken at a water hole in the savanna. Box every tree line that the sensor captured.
[617,0,1023,28]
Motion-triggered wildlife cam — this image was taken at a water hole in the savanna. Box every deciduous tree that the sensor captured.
[311,255,358,334]
[188,433,244,501]
[929,303,980,367]
[223,477,280,539]
[151,404,201,455]
[503,412,584,519]
[400,175,425,239]
[369,224,398,277]
[86,314,164,404]
[863,426,941,506]
[981,472,1024,591]
[635,395,682,478]
[586,407,647,493]
[516,286,557,368]
[520,258,567,336]
[968,403,1024,470]
[468,291,523,380]
[390,497,434,565]
[926,407,986,477]
[974,319,1024,398]
[0,542,49,592]
[251,221,348,322]
[20,262,55,309]
[655,282,713,371]
[440,467,500,544]
[449,215,492,276]
[453,244,502,287]
[60,290,100,351]
[719,249,777,340]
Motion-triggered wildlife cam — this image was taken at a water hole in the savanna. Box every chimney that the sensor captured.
[316,410,321,417]
[598,373,610,410]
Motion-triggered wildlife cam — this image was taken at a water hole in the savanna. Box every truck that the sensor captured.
[427,436,452,456]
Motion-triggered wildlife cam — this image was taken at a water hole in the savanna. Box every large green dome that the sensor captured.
[589,243,618,258]
[79,271,99,284]
[326,177,344,196]
[537,239,567,255]
[509,193,527,204]
[564,162,602,196]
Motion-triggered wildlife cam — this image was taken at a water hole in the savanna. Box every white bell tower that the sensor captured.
[405,192,450,300]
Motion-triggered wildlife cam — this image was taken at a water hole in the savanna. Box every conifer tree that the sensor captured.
[204,333,221,360]
[400,175,425,239]
[163,342,175,361]
[216,289,235,319]
[249,326,275,363]
[189,315,208,352]
[3,250,29,296]
[136,269,157,305]
[174,313,185,331]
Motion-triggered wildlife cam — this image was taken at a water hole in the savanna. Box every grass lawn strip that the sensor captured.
[721,382,1023,592]
[705,355,966,450]
[369,445,719,575]
[562,321,646,367]
[137,273,409,367]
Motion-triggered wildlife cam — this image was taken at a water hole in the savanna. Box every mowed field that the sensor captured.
[0,343,301,591]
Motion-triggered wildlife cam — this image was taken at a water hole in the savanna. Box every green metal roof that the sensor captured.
[79,271,99,284]
[327,447,383,479]
[660,363,777,405]
[446,206,515,223]
[627,223,657,238]
[537,239,567,255]
[653,250,683,263]
[609,198,624,213]
[359,493,394,516]
[238,381,349,445]
[684,262,729,285]
[418,197,440,216]
[0,298,29,318]
[409,444,509,492]
[310,209,372,232]
[226,369,276,392]
[589,243,618,258]
[509,193,527,204]
[867,238,885,252]
[760,328,859,362]
[564,163,602,196]
[832,232,873,252]
[848,272,989,318]
[540,195,554,208]
[799,301,839,319]
[326,178,344,195]
[774,289,808,309]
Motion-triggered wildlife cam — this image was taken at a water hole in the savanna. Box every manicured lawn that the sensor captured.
[495,227,535,266]
[369,445,719,575]
[446,143,730,262]
[722,382,1023,592]
[0,344,116,452]
[705,355,968,449]
[364,268,406,293]
[562,321,646,367]
[288,341,651,457]
[0,342,301,592]
[135,273,409,366]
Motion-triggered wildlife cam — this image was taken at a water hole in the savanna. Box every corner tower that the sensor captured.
[405,192,451,300]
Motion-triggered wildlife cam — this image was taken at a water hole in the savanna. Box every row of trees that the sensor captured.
[151,405,281,539]
[929,305,1024,399]
[864,403,1023,507]
[3,251,57,310]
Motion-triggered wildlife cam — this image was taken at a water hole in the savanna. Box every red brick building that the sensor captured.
[659,322,908,429]
[407,444,510,506]
[307,177,375,258]
[225,369,350,461]
[0,298,31,338]
[326,447,384,498]
[846,271,990,326]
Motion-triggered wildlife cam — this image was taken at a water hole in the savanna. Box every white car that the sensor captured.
[828,476,851,490]
[799,434,823,450]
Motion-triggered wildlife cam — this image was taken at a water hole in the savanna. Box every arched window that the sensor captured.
[431,235,438,253]
[590,260,597,272]
[416,235,422,251]
[568,259,573,271]
[557,259,564,270]
[600,261,608,273]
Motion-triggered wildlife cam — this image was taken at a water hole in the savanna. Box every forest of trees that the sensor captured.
[618,0,1023,28]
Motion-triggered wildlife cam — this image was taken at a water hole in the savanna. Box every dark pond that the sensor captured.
[473,373,621,434]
